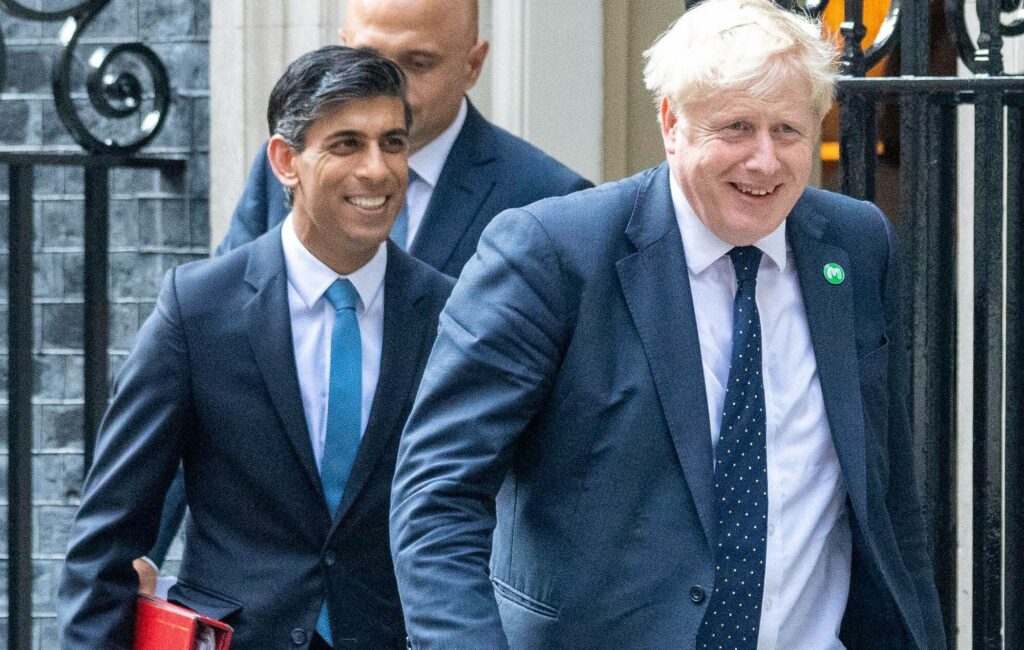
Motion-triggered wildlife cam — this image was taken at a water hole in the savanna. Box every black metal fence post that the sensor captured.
[896,3,958,646]
[971,0,1006,646]
[6,163,35,650]
[83,166,110,469]
[838,0,877,201]
[921,98,959,649]
[1005,99,1024,650]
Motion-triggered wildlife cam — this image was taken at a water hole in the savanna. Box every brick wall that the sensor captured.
[0,1,209,646]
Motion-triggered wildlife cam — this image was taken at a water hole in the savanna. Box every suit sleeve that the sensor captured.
[567,175,594,194]
[878,214,946,649]
[144,466,186,566]
[58,270,195,650]
[391,208,569,649]
[214,144,289,255]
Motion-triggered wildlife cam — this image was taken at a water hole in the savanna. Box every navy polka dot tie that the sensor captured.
[697,246,768,650]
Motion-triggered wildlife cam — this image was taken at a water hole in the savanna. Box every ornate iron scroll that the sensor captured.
[0,0,172,153]
[781,0,901,74]
[947,0,1024,74]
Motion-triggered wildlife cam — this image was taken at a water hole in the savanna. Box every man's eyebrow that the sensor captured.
[324,128,409,140]
[324,129,367,140]
[396,49,442,60]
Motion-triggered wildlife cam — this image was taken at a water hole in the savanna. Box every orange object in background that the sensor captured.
[819,0,892,162]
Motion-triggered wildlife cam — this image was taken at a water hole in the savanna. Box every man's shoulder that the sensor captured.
[794,186,893,252]
[481,166,657,262]
[517,165,655,226]
[171,228,282,312]
[469,112,591,194]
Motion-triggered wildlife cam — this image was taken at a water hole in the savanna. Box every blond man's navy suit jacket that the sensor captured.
[391,164,945,649]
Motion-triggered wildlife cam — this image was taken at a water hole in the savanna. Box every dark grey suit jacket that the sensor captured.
[59,232,454,649]
[391,164,945,649]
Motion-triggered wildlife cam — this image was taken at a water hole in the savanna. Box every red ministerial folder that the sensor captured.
[133,594,233,650]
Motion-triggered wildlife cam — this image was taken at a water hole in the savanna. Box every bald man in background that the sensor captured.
[135,0,590,587]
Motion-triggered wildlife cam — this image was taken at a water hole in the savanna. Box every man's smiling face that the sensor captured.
[283,95,409,272]
[661,75,817,246]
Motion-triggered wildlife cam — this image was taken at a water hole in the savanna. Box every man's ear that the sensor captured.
[266,135,300,191]
[660,97,681,155]
[465,39,490,90]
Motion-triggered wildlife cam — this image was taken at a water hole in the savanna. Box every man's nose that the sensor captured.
[744,131,781,175]
[358,145,391,180]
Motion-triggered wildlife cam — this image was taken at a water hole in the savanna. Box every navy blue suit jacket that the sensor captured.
[145,100,591,567]
[391,164,945,649]
[59,232,454,649]
[217,101,592,275]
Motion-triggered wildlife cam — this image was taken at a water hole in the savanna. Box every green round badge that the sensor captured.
[823,263,845,285]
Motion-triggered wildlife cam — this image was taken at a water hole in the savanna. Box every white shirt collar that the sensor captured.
[669,170,788,275]
[280,214,387,312]
[408,97,468,187]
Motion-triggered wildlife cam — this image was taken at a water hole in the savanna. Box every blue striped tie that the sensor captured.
[315,278,363,646]
[697,246,768,650]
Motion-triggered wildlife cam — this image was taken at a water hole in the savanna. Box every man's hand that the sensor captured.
[132,557,159,595]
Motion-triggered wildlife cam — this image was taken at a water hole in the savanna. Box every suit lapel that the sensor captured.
[411,102,498,272]
[242,229,325,503]
[329,243,431,533]
[788,199,869,528]
[616,164,718,549]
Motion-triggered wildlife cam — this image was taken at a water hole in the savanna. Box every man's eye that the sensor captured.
[382,136,409,153]
[331,139,360,153]
[403,59,435,74]
[727,122,746,130]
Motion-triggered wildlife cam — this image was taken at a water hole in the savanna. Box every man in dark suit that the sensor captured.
[58,46,453,649]
[390,1,945,648]
[135,0,591,580]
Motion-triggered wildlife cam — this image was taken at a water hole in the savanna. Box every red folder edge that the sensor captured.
[133,593,233,650]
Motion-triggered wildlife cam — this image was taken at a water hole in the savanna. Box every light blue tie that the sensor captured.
[316,278,362,646]
[390,169,418,250]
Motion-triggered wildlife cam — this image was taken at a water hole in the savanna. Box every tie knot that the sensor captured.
[324,278,359,312]
[728,246,762,283]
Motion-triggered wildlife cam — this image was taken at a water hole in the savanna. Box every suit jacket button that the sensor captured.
[690,586,706,604]
[290,628,307,645]
[324,550,337,566]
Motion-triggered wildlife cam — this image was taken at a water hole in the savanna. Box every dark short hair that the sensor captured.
[267,45,412,150]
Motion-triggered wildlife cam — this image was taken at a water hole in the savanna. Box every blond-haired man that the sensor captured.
[390,1,944,648]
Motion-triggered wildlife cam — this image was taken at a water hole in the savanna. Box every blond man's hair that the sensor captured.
[643,0,839,123]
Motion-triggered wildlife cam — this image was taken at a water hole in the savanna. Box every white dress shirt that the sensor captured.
[400,97,468,249]
[670,175,852,650]
[281,215,386,469]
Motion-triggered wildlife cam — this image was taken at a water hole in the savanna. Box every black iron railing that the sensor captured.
[1,1,183,647]
[828,0,1024,647]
